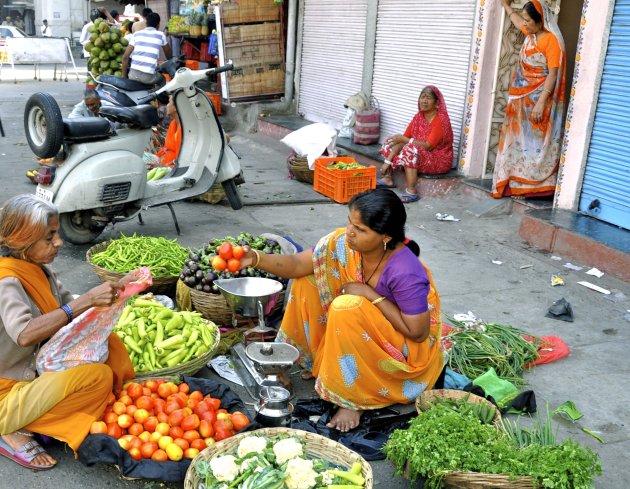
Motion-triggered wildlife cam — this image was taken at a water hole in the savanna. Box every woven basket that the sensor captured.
[86,241,179,296]
[132,319,220,380]
[288,154,314,184]
[189,286,285,326]
[184,427,374,489]
[415,389,502,425]
[193,184,226,204]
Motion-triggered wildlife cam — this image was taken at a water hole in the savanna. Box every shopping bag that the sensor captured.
[36,268,153,373]
[353,96,380,145]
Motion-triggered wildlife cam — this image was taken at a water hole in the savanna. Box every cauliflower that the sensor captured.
[237,435,268,458]
[209,454,240,482]
[284,457,318,489]
[272,437,304,465]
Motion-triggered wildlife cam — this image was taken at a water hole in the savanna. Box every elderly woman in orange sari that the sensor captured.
[0,195,134,470]
[492,0,566,199]
[240,189,444,432]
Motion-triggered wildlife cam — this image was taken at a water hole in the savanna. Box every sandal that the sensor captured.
[376,178,396,189]
[0,437,56,470]
[399,189,420,203]
[300,371,315,380]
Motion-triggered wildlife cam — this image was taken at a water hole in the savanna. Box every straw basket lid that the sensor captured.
[184,427,374,489]
[416,389,502,425]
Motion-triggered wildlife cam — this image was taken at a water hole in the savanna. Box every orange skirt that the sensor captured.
[0,334,133,452]
[277,276,444,410]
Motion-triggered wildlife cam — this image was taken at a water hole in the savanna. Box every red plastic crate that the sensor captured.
[313,157,376,203]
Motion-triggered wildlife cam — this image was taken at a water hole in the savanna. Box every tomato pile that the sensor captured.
[91,379,249,462]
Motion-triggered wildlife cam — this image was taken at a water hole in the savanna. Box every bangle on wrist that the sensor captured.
[371,296,386,305]
[543,88,552,95]
[408,138,415,145]
[251,249,261,268]
[60,303,73,322]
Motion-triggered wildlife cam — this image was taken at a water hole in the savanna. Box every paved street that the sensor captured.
[0,64,628,488]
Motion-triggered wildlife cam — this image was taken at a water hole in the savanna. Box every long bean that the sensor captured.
[90,233,189,276]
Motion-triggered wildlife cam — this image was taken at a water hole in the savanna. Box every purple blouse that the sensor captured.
[374,247,430,315]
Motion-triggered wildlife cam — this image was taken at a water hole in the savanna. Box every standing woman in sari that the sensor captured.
[492,0,566,199]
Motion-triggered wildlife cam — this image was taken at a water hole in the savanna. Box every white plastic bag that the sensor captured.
[339,108,356,139]
[280,123,338,169]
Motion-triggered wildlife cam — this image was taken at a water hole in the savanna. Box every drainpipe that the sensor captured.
[282,0,297,109]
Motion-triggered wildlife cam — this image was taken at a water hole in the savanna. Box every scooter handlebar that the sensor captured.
[208,63,234,76]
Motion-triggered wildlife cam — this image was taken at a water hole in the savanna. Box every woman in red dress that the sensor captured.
[378,86,454,203]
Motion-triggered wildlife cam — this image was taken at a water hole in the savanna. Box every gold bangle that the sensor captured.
[251,249,261,268]
[371,296,386,305]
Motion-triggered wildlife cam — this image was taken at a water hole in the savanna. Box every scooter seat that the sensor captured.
[99,105,158,129]
[98,74,152,92]
[62,117,113,142]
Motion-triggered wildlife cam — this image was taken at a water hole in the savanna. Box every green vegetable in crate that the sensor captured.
[114,296,217,373]
[327,161,366,171]
[90,234,188,277]
[180,232,289,293]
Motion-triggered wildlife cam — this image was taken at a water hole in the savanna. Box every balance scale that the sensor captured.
[214,277,300,400]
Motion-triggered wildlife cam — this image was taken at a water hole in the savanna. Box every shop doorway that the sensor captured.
[480,0,584,183]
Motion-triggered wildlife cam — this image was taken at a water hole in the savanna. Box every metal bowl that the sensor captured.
[214,277,283,317]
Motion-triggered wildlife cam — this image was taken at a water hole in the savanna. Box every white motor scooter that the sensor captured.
[26,64,243,244]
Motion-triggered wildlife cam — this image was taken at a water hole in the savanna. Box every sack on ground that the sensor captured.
[36,268,153,373]
[280,123,338,169]
[353,96,380,145]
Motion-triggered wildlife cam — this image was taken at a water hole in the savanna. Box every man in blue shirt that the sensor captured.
[121,12,171,86]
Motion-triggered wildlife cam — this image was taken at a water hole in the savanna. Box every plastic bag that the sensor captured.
[280,123,338,169]
[338,108,356,139]
[36,268,153,373]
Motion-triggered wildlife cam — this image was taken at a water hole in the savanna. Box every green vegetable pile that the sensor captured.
[114,296,217,373]
[326,161,366,171]
[181,232,288,293]
[90,234,189,277]
[84,18,128,79]
[445,316,542,385]
[419,396,498,425]
[384,401,601,489]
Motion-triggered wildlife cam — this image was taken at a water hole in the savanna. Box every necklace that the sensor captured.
[362,249,387,285]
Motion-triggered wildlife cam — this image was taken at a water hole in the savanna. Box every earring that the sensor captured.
[383,241,388,251]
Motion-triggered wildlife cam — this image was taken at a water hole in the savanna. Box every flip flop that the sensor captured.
[376,179,396,189]
[0,438,56,470]
[399,191,420,203]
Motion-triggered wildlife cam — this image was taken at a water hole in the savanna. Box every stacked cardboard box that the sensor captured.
[221,0,285,99]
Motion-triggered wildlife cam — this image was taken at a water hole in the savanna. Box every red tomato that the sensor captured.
[227,258,241,272]
[90,421,108,435]
[178,383,190,394]
[199,419,214,439]
[218,242,233,260]
[140,442,158,459]
[107,422,123,439]
[232,245,245,260]
[205,397,221,411]
[128,447,143,461]
[230,413,250,431]
[168,409,185,427]
[173,438,189,451]
[183,430,200,443]
[128,423,144,437]
[151,449,168,462]
[181,414,200,431]
[191,438,207,451]
[200,410,217,425]
[127,382,144,399]
[169,426,184,439]
[214,428,233,442]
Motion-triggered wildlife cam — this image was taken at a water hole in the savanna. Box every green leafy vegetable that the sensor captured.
[553,400,584,422]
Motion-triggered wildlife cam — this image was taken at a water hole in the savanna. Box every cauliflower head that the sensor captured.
[237,436,268,458]
[210,454,240,482]
[272,437,304,465]
[284,457,318,489]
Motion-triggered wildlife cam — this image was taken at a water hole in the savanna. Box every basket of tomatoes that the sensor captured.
[80,376,251,481]
[181,233,294,325]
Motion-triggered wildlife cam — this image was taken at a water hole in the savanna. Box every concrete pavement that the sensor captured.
[0,64,628,488]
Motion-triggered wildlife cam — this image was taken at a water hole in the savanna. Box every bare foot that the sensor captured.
[1,431,57,468]
[301,371,314,380]
[326,408,363,432]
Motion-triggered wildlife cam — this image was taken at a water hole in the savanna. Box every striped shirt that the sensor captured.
[129,27,167,75]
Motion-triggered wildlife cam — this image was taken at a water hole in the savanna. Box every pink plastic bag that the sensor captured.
[36,268,153,373]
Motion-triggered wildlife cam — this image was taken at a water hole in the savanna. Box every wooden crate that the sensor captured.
[221,0,280,25]
[228,67,284,98]
[223,22,281,45]
[224,42,283,67]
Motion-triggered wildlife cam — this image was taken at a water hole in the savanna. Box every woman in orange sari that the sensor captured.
[241,189,444,432]
[492,0,566,199]
[0,195,134,470]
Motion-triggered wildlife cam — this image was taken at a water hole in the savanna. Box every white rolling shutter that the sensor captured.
[371,0,476,163]
[298,0,368,126]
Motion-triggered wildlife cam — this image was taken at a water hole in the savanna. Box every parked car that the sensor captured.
[0,25,27,39]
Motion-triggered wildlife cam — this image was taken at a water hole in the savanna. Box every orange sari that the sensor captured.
[0,258,133,452]
[277,229,443,410]
[491,0,566,198]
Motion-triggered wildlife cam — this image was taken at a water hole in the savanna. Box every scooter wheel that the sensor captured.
[24,93,64,159]
[59,211,105,245]
[222,179,243,210]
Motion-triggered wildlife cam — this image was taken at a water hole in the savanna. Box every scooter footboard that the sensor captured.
[53,151,147,213]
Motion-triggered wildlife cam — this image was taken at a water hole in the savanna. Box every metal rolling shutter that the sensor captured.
[298,0,368,125]
[578,0,630,230]
[371,0,476,164]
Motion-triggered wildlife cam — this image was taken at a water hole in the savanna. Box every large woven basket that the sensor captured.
[192,184,226,204]
[190,287,285,326]
[415,389,502,425]
[410,390,536,488]
[133,319,220,380]
[86,241,179,296]
[184,427,374,489]
[288,154,314,184]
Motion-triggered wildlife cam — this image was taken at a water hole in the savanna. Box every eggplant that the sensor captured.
[179,273,186,281]
[206,271,217,282]
[195,270,204,280]
[195,284,203,291]
[266,239,278,247]
[185,276,196,287]
[200,278,207,286]
[191,254,200,262]
[246,267,256,277]
[190,263,200,272]
[211,284,220,294]
[203,285,211,293]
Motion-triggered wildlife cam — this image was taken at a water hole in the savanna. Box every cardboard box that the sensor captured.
[228,65,284,98]
[225,42,283,67]
[223,22,281,45]
[221,0,280,25]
